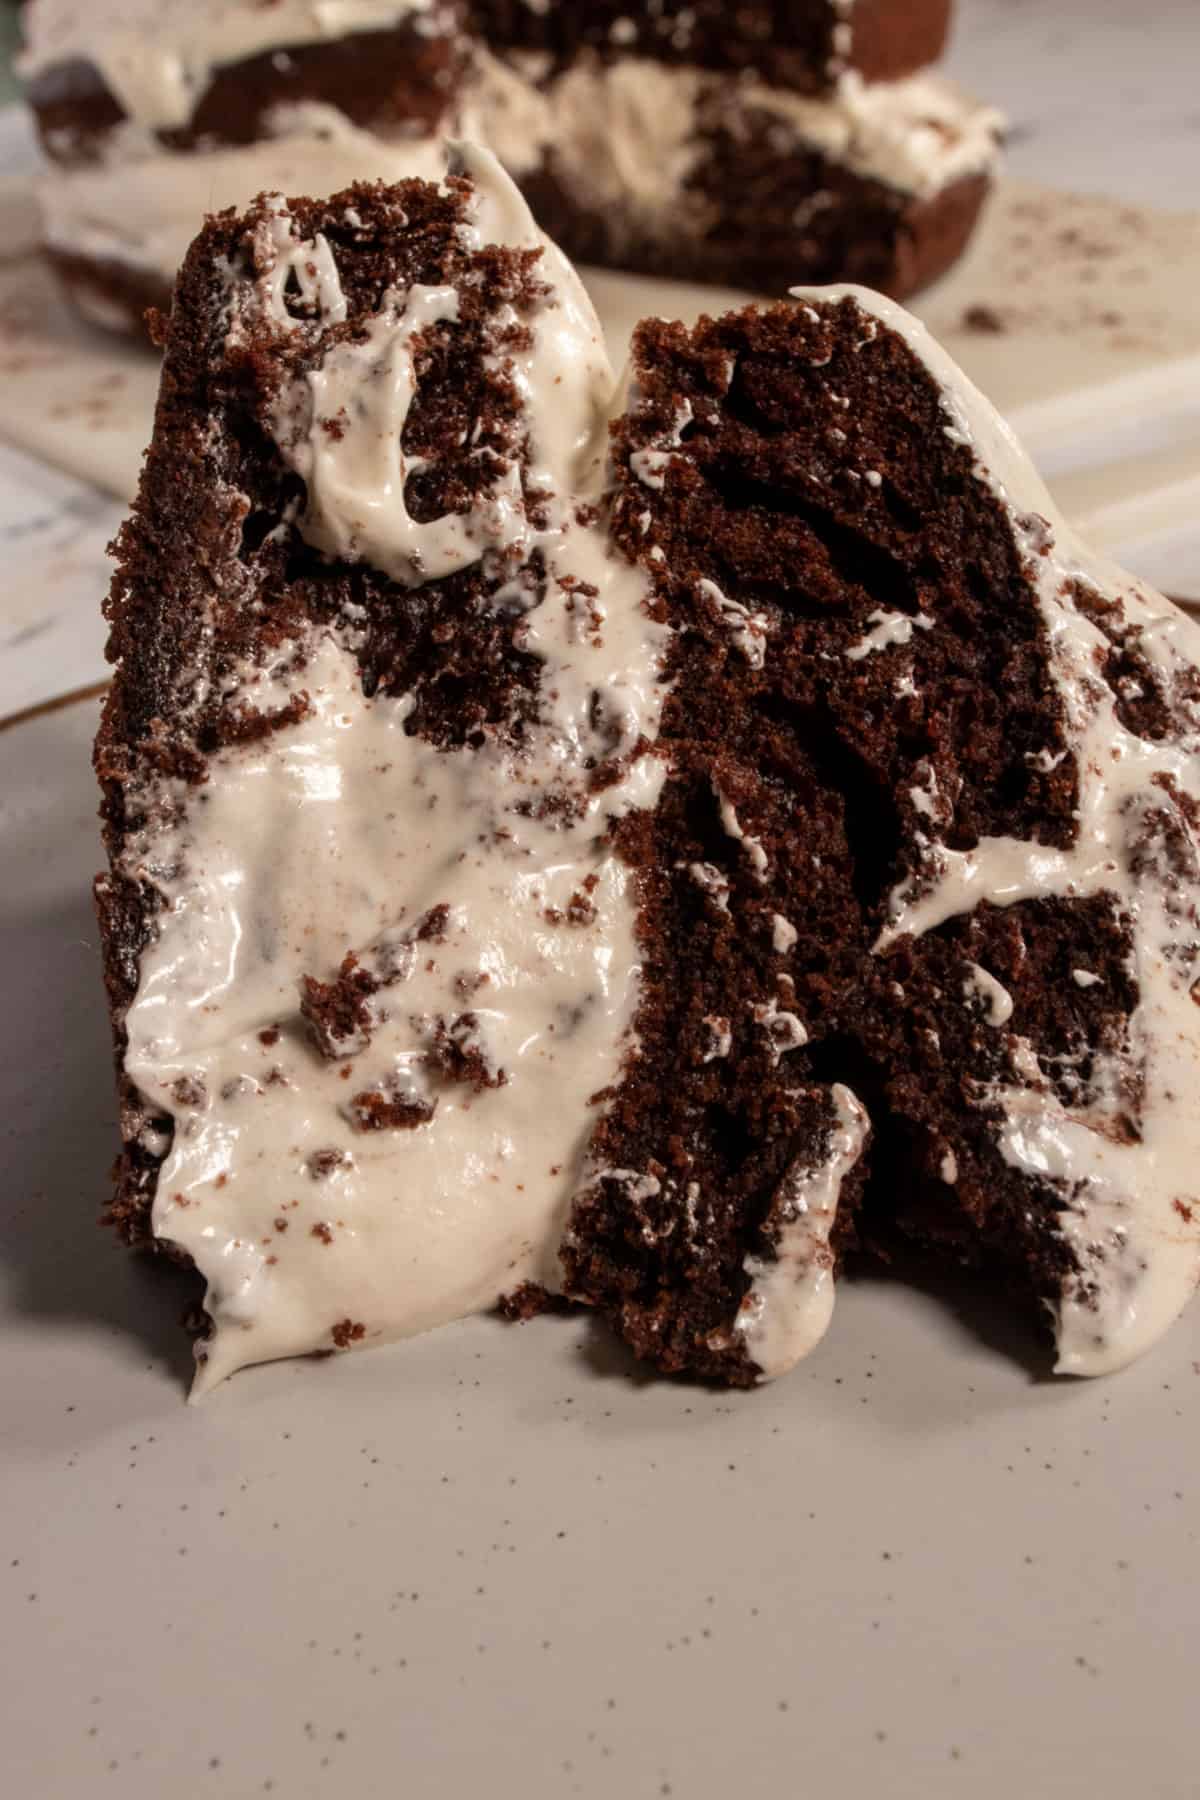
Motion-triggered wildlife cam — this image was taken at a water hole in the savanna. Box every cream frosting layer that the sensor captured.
[118,149,671,1391]
[469,53,1003,212]
[37,105,446,286]
[733,1084,870,1380]
[790,282,1200,1378]
[20,0,450,130]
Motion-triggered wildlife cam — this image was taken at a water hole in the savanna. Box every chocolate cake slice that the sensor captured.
[96,152,1200,1393]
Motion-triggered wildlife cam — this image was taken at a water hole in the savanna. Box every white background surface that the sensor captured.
[2,5,1200,1797]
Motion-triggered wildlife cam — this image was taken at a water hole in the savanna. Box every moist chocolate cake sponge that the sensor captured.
[570,300,1114,1380]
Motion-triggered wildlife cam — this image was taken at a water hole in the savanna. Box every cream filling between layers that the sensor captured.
[791,282,1200,1378]
[468,53,1004,218]
[125,636,663,1394]
[37,57,1001,298]
[37,105,446,286]
[119,148,671,1391]
[20,0,450,130]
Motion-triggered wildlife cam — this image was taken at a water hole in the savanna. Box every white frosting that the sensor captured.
[120,151,671,1391]
[772,915,799,954]
[274,279,520,585]
[20,1,448,130]
[793,282,1200,1378]
[469,54,1002,210]
[628,400,694,492]
[687,862,731,914]
[744,71,1003,201]
[37,106,446,290]
[697,577,769,670]
[467,50,708,229]
[963,962,1015,1027]
[714,781,769,881]
[753,997,809,1065]
[734,1084,869,1380]
[845,606,919,660]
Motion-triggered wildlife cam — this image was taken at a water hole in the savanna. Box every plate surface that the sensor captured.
[2,692,1198,1800]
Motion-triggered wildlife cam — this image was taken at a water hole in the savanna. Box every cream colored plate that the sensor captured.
[3,684,1199,1798]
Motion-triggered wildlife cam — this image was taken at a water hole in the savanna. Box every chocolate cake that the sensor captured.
[95,151,1200,1394]
[21,0,1001,333]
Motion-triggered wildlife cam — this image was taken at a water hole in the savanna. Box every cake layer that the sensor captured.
[95,149,671,1392]
[476,0,954,96]
[19,1,465,135]
[24,16,466,162]
[575,288,1200,1381]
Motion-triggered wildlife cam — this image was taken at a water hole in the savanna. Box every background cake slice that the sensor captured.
[21,0,1000,332]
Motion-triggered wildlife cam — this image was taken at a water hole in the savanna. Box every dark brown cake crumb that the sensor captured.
[301,955,381,1060]
[962,303,1006,333]
[497,1284,575,1322]
[425,1015,507,1091]
[347,1087,438,1133]
[307,1150,347,1181]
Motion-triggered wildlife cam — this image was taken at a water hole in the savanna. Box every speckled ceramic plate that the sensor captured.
[3,686,1198,1800]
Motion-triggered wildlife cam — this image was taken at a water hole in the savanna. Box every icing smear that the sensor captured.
[121,148,670,1392]
[794,283,1200,1378]
[733,1085,869,1380]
